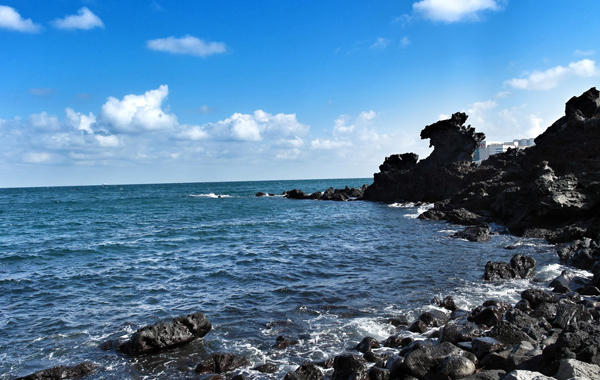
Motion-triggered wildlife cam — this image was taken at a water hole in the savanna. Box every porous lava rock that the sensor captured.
[364,112,485,202]
[195,352,249,374]
[14,362,98,380]
[118,312,211,356]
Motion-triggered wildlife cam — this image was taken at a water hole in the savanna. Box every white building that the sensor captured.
[474,138,535,162]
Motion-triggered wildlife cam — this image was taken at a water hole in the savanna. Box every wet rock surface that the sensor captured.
[14,362,98,380]
[118,312,212,356]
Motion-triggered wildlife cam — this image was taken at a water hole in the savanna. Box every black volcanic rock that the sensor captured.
[364,112,485,202]
[366,87,600,242]
[483,254,536,281]
[419,112,485,166]
[195,352,249,374]
[453,223,491,242]
[118,312,211,356]
[14,362,98,380]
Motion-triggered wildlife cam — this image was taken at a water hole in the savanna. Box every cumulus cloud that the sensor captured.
[505,59,599,90]
[51,7,104,30]
[27,112,62,131]
[198,110,309,142]
[98,85,178,134]
[526,115,545,137]
[0,5,41,32]
[413,0,502,23]
[147,35,227,57]
[66,108,96,133]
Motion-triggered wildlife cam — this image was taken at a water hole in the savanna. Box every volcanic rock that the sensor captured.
[195,352,249,374]
[483,254,536,281]
[452,223,491,242]
[331,353,368,380]
[14,362,98,380]
[118,312,211,356]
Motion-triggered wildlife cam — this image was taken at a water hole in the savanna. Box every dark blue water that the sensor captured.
[0,179,564,379]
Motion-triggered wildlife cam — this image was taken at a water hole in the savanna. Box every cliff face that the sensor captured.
[366,87,600,241]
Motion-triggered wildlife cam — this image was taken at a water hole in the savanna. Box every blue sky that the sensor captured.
[1,0,599,187]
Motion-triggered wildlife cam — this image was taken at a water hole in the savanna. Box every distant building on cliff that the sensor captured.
[474,138,535,162]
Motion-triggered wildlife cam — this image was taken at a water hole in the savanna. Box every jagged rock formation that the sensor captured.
[368,87,600,240]
[363,112,485,202]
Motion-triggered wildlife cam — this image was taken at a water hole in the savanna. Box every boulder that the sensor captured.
[195,352,249,374]
[520,289,558,309]
[355,336,380,353]
[283,362,324,380]
[452,224,491,242]
[439,321,483,344]
[469,306,502,327]
[471,337,504,360]
[433,295,458,311]
[487,321,536,345]
[331,354,368,380]
[14,362,98,380]
[543,320,600,366]
[483,255,536,281]
[403,341,476,379]
[368,367,390,380]
[118,312,211,355]
[459,369,506,380]
[554,358,600,380]
[502,370,554,380]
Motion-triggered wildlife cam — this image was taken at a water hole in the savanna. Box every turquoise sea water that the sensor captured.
[0,179,562,379]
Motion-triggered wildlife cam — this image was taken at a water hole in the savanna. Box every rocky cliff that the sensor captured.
[366,87,600,241]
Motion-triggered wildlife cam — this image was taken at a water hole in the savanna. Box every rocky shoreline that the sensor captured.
[14,88,600,380]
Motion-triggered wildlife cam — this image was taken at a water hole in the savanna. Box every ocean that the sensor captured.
[0,179,569,379]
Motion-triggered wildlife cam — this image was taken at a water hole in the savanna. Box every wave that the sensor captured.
[189,193,232,198]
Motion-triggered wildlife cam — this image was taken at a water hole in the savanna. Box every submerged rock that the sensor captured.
[14,362,98,380]
[195,352,249,374]
[118,312,211,356]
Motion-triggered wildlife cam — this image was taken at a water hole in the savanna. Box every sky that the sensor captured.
[1,0,599,188]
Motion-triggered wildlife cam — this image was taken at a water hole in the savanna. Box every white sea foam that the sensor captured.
[189,193,231,198]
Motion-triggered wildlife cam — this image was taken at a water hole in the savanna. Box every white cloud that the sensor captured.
[177,125,209,141]
[147,35,227,57]
[400,36,411,47]
[23,152,53,164]
[66,108,96,133]
[574,50,595,56]
[310,139,353,150]
[98,85,178,134]
[199,110,309,142]
[505,59,599,90]
[526,115,545,137]
[0,5,41,32]
[27,112,62,131]
[51,7,104,30]
[413,0,502,23]
[95,135,121,148]
[370,38,391,50]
